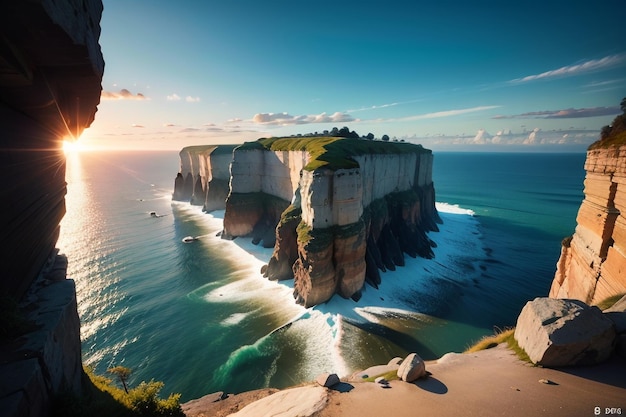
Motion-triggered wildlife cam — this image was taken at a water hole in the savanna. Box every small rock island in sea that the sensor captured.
[173,133,442,307]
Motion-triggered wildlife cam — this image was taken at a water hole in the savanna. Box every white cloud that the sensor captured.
[510,54,626,83]
[186,96,201,103]
[167,93,181,101]
[101,89,147,100]
[493,106,620,119]
[397,105,500,122]
[251,111,355,126]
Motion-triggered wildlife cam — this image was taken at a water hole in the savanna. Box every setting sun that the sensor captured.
[62,139,85,153]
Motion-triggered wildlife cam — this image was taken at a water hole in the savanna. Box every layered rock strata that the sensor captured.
[0,1,104,416]
[177,137,441,307]
[550,145,626,304]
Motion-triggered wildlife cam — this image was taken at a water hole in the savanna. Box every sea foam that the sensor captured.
[175,201,483,381]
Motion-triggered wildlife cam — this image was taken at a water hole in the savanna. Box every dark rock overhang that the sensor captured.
[0,0,104,141]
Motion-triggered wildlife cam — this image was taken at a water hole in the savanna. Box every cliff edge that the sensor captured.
[174,135,441,307]
[550,106,626,304]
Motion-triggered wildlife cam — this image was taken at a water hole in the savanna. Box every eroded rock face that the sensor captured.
[177,139,440,307]
[514,297,615,367]
[550,146,626,304]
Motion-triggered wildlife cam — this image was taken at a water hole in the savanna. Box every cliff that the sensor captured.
[0,1,104,415]
[175,136,441,307]
[550,144,626,304]
[173,145,238,211]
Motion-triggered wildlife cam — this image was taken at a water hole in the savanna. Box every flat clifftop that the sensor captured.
[174,135,440,307]
[239,136,429,171]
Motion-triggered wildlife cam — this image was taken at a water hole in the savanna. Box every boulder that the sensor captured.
[397,353,426,382]
[514,297,616,367]
[315,373,340,388]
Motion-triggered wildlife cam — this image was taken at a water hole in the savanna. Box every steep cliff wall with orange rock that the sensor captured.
[550,145,626,304]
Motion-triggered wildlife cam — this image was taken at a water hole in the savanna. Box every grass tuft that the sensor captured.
[595,293,626,311]
[361,369,399,383]
[464,328,533,364]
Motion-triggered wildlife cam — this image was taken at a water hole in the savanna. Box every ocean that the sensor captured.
[57,150,586,401]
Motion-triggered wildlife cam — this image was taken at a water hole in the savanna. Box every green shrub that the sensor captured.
[561,235,573,248]
[52,367,184,417]
[127,380,182,417]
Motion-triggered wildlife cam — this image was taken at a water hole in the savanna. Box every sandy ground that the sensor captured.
[183,345,626,417]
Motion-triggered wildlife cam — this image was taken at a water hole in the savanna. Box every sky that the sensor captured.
[78,0,626,152]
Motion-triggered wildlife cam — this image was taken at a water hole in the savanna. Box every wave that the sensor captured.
[178,200,485,385]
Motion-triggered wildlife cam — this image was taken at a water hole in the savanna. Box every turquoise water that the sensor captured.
[57,150,585,401]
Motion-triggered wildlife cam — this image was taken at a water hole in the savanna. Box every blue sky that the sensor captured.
[80,0,626,151]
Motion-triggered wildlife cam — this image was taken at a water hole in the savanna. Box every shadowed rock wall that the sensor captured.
[0,1,103,415]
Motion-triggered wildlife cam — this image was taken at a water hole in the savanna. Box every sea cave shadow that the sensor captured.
[330,382,354,393]
[550,354,626,389]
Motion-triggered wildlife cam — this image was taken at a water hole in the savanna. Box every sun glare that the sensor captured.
[62,139,84,153]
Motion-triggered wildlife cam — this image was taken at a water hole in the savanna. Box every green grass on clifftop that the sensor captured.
[465,328,532,364]
[238,136,429,171]
[589,130,626,150]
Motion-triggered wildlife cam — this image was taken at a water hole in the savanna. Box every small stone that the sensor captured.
[397,353,426,382]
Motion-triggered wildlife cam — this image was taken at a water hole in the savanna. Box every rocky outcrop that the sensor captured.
[0,1,104,416]
[1,0,104,300]
[176,137,441,307]
[550,145,626,304]
[0,255,84,417]
[269,150,439,306]
[514,297,616,367]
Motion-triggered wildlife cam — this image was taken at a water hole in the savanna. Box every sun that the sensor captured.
[62,139,85,153]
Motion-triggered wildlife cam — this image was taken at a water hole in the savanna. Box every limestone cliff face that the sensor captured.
[550,145,626,304]
[178,138,441,307]
[173,145,237,212]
